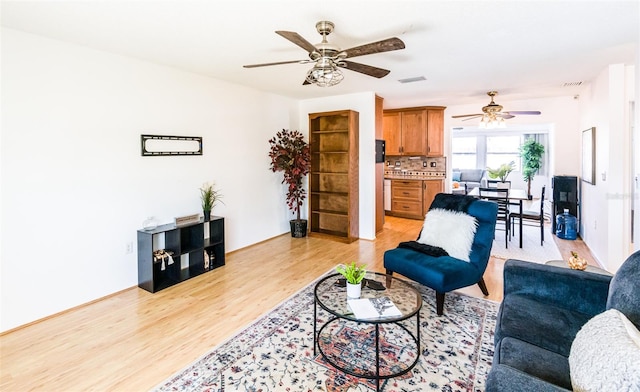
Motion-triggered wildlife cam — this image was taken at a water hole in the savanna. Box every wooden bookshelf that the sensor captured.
[308,110,359,242]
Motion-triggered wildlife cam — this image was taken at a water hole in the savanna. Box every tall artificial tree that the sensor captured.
[520,138,545,199]
[268,129,311,221]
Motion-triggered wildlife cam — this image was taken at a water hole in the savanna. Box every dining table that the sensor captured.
[467,187,529,248]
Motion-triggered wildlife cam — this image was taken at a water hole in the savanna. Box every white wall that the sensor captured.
[0,28,298,331]
[445,96,581,197]
[579,63,636,271]
[298,93,377,240]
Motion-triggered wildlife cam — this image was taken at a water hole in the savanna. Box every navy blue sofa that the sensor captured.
[486,251,640,391]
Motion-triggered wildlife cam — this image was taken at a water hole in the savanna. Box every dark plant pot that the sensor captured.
[290,219,308,238]
[203,210,211,221]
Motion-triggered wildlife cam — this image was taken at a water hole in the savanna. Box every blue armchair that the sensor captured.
[486,251,640,391]
[384,193,498,315]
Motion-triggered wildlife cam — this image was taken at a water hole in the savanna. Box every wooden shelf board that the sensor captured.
[310,209,348,216]
[311,129,349,134]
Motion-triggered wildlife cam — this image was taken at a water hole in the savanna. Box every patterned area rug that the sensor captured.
[155,272,498,392]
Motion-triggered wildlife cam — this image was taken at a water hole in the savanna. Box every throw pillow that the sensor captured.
[452,171,461,182]
[569,308,640,392]
[417,208,477,262]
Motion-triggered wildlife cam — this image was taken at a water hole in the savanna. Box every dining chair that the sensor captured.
[478,187,510,248]
[510,186,546,245]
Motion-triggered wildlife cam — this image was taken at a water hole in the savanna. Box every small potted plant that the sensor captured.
[487,161,515,188]
[268,129,311,237]
[337,262,367,298]
[200,182,224,221]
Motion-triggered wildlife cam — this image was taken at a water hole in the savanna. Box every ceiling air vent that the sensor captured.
[563,81,583,87]
[398,76,426,84]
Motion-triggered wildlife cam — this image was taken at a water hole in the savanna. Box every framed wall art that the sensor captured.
[141,134,203,156]
[581,127,595,184]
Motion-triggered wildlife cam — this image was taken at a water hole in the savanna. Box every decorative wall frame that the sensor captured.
[141,134,202,156]
[581,127,595,184]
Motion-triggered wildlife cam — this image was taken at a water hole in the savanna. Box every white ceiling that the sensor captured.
[1,0,638,108]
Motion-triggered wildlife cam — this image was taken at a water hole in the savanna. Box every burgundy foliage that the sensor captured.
[268,129,311,220]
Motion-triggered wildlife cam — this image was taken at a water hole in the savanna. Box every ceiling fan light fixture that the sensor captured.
[305,62,343,87]
[479,113,507,129]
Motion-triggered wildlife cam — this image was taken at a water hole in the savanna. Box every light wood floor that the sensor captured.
[0,216,597,391]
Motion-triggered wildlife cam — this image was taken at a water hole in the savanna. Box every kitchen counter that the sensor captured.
[384,171,446,181]
[385,174,445,180]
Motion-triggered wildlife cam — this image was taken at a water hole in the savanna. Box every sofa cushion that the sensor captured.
[452,171,461,181]
[417,208,477,261]
[606,250,640,328]
[496,337,572,390]
[383,247,482,292]
[496,294,593,356]
[569,309,640,392]
[486,364,571,392]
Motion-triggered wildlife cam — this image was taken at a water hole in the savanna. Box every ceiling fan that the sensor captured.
[452,91,541,128]
[243,21,405,87]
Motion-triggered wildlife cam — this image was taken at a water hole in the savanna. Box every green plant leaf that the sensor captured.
[336,262,366,284]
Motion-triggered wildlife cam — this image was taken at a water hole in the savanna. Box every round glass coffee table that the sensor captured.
[313,272,422,391]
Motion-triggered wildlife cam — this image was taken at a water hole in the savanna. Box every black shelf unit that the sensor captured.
[551,176,579,233]
[137,216,225,293]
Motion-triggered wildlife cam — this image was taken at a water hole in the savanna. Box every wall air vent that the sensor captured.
[398,76,426,84]
[563,81,583,87]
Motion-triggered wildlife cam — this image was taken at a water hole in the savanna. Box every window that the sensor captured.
[451,131,548,175]
[486,135,521,171]
[451,136,477,169]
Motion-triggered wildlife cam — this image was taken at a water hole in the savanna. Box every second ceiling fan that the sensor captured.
[243,21,405,87]
[452,91,541,128]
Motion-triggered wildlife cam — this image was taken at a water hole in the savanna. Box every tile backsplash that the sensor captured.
[385,156,446,172]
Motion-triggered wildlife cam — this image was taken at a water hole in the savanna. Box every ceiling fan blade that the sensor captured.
[343,37,405,58]
[338,60,390,78]
[452,113,483,119]
[275,31,318,53]
[503,111,541,115]
[497,113,515,119]
[461,115,483,121]
[243,59,309,68]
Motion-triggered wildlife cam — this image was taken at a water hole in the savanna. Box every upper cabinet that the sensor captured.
[383,106,446,157]
[426,109,444,157]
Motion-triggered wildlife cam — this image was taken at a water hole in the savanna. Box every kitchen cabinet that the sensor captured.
[387,179,445,220]
[426,109,444,157]
[390,179,423,219]
[308,110,359,243]
[383,106,445,157]
[423,180,444,215]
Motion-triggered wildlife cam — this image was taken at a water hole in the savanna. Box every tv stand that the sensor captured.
[137,216,225,293]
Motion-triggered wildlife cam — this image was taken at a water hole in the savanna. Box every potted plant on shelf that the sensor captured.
[337,262,367,299]
[200,182,224,221]
[487,161,515,188]
[519,138,545,199]
[268,129,311,238]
